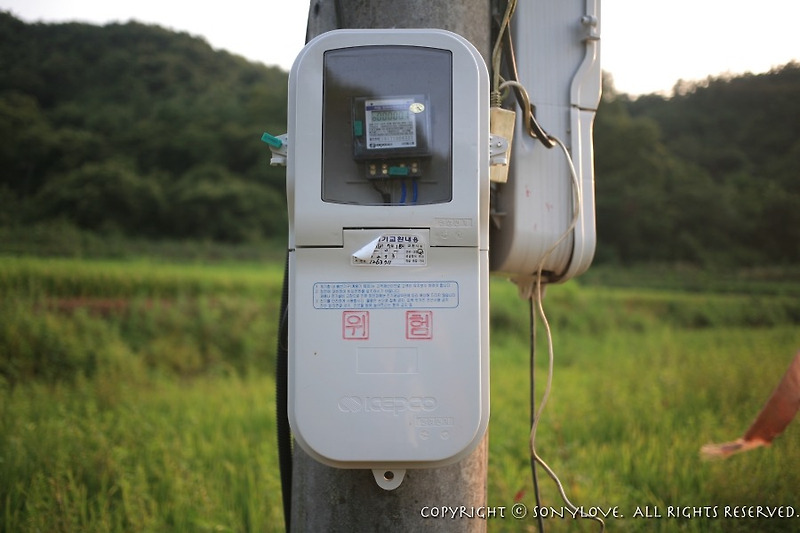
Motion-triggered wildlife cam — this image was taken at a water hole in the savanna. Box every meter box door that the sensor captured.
[286,29,489,478]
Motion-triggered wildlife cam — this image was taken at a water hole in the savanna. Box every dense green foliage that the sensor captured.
[0,12,288,242]
[2,256,800,532]
[1,12,799,265]
[595,65,800,266]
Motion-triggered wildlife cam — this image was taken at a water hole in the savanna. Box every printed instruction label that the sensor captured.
[314,281,459,309]
[352,233,427,266]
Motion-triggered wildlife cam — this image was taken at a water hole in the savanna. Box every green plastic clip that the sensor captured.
[261,132,283,148]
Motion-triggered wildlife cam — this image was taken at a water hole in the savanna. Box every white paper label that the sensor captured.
[352,233,427,267]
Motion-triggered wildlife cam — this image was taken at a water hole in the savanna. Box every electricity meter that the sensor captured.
[285,29,489,489]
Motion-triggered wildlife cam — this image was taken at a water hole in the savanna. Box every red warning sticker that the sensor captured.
[342,311,369,340]
[406,310,433,340]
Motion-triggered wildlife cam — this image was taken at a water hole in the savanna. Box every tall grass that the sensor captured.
[1,256,286,532]
[0,257,284,387]
[2,256,799,532]
[1,376,282,532]
[487,279,800,532]
[0,255,285,299]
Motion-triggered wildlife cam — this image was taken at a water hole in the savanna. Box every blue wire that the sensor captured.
[400,182,407,204]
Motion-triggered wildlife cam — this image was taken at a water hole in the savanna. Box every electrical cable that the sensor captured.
[529,297,546,533]
[498,78,554,149]
[491,9,593,526]
[276,252,292,532]
[526,135,605,533]
[500,24,554,148]
[491,0,517,98]
[279,10,344,520]
[333,0,344,28]
[372,181,391,204]
[492,1,554,148]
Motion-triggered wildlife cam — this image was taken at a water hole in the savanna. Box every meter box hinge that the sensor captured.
[489,134,510,169]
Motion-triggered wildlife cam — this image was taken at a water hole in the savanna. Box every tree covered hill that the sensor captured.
[1,12,798,266]
[0,11,288,242]
[595,63,800,265]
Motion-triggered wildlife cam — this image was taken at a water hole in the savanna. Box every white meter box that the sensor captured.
[286,29,489,476]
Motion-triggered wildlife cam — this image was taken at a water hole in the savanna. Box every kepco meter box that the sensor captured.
[286,29,489,489]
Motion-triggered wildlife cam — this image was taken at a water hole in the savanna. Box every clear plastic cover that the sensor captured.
[322,46,452,205]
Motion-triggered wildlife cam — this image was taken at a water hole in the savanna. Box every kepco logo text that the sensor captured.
[338,396,437,415]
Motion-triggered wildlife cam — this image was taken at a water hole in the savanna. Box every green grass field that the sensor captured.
[2,256,799,532]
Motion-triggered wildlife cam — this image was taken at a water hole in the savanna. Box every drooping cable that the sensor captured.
[498,77,554,148]
[526,136,604,532]
[491,0,517,99]
[529,297,546,533]
[500,21,554,148]
[492,3,554,148]
[492,6,589,526]
[276,252,292,532]
[493,4,599,527]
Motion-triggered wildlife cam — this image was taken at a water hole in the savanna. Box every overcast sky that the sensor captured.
[1,1,798,96]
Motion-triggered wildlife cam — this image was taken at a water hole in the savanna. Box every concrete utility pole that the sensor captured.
[290,1,491,531]
[305,0,490,64]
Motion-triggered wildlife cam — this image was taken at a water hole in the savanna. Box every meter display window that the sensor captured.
[353,95,430,159]
[322,46,452,205]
